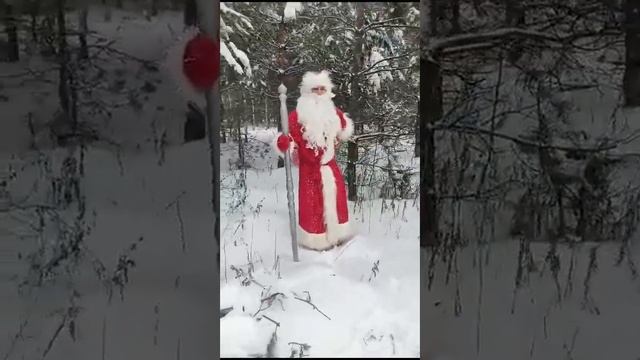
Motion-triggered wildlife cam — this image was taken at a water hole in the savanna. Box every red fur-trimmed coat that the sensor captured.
[273,108,354,250]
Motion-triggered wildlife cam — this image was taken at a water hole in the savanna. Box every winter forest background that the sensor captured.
[422,0,640,359]
[3,0,640,359]
[218,2,421,357]
[0,1,220,359]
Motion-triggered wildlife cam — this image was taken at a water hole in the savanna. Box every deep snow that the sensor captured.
[1,6,219,360]
[219,128,421,357]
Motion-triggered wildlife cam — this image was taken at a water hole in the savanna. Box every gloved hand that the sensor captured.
[276,133,291,152]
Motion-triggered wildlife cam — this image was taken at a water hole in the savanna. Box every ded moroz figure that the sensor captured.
[273,70,355,251]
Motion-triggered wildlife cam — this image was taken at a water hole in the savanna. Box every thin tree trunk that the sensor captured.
[221,99,227,143]
[415,100,420,157]
[57,0,71,127]
[237,113,244,168]
[624,0,640,106]
[251,97,255,125]
[30,1,40,43]
[422,58,441,247]
[429,0,439,35]
[5,3,19,62]
[347,2,365,202]
[274,10,292,169]
[104,0,112,22]
[151,0,159,16]
[422,0,441,247]
[196,0,220,266]
[116,0,124,9]
[78,5,89,60]
[505,0,525,63]
[451,0,461,34]
[185,0,198,27]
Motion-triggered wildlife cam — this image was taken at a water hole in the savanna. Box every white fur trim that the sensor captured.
[320,135,336,164]
[320,165,340,245]
[298,222,351,251]
[296,95,341,151]
[338,112,354,141]
[272,133,294,158]
[300,70,335,96]
[163,27,207,106]
[272,133,285,157]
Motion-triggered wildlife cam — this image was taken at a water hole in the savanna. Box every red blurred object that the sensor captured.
[277,134,291,152]
[182,34,220,91]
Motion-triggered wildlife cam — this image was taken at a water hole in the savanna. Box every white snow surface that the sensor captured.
[0,142,218,359]
[219,128,420,357]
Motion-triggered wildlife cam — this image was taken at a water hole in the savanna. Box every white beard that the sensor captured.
[296,93,341,152]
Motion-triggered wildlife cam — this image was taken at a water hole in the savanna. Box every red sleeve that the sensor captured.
[288,111,323,164]
[336,108,347,129]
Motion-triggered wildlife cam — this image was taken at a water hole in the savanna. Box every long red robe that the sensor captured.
[274,107,354,250]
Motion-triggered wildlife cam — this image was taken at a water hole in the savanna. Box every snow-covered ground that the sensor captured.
[423,51,640,359]
[0,142,219,360]
[1,6,219,360]
[0,6,190,154]
[219,128,421,357]
[422,240,640,360]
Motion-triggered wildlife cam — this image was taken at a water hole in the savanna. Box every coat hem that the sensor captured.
[298,222,352,251]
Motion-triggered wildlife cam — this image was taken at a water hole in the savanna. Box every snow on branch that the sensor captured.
[356,51,416,77]
[367,24,420,31]
[221,2,252,21]
[221,41,245,76]
[428,27,560,54]
[428,27,622,55]
[228,42,252,77]
[284,2,303,22]
[292,291,331,320]
[361,17,407,32]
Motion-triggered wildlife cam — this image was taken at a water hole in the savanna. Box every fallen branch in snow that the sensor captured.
[221,306,233,318]
[254,292,286,317]
[293,291,331,320]
[390,334,396,355]
[88,44,160,67]
[164,191,187,210]
[42,301,81,358]
[261,315,281,328]
[368,260,381,282]
[42,318,66,358]
[2,319,28,360]
[288,342,311,358]
[0,66,57,79]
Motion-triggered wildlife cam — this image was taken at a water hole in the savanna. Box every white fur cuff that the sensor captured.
[338,112,354,141]
[272,133,285,157]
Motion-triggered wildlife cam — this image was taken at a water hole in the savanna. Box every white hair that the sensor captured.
[299,70,336,98]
